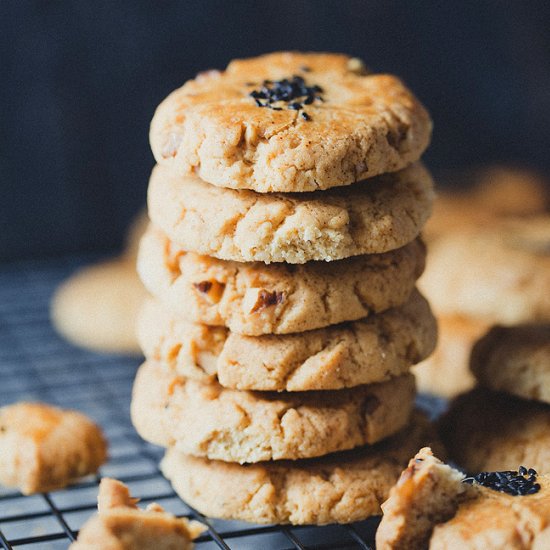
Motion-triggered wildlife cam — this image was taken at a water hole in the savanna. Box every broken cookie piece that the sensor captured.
[376,448,550,549]
[71,478,204,549]
[0,402,107,494]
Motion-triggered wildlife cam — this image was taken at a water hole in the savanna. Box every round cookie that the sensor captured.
[160,412,440,525]
[413,314,489,398]
[440,389,550,473]
[423,166,549,243]
[137,290,436,391]
[131,361,416,463]
[471,324,550,404]
[150,52,432,193]
[420,217,550,323]
[138,226,427,335]
[51,259,147,355]
[147,162,434,264]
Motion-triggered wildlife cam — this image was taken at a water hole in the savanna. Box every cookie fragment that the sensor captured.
[70,478,204,549]
[0,402,107,494]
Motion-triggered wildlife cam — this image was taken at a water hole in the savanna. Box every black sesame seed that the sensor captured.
[254,99,265,107]
[462,466,541,496]
[289,102,302,110]
[301,112,311,121]
[300,66,311,72]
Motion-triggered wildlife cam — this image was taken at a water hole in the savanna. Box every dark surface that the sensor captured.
[2,1,550,260]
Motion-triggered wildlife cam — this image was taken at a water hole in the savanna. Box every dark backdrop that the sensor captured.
[2,1,550,261]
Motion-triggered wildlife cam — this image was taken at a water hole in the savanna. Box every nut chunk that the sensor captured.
[0,402,107,494]
[71,478,205,549]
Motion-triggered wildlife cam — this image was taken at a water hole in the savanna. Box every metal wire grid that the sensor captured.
[0,257,380,549]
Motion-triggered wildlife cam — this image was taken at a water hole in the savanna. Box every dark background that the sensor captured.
[2,1,550,261]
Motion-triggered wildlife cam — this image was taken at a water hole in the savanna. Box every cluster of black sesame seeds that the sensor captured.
[463,466,541,496]
[247,74,324,120]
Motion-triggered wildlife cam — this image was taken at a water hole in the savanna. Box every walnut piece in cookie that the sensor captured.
[70,478,205,549]
[0,402,107,494]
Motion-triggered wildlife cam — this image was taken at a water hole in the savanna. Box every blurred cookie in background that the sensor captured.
[51,210,148,355]
[424,165,549,242]
[413,315,489,398]
[420,216,550,324]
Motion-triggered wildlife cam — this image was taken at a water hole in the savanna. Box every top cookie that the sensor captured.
[150,52,432,192]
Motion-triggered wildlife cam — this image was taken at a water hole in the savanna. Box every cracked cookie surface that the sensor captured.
[131,361,416,463]
[137,290,436,391]
[150,52,431,193]
[137,226,426,335]
[160,412,439,525]
[147,162,434,264]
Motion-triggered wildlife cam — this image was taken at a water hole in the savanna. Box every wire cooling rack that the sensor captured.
[0,256,396,549]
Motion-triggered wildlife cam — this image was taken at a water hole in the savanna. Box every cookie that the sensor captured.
[70,478,204,549]
[423,166,549,243]
[131,361,416,463]
[420,217,550,323]
[471,324,550,404]
[147,162,434,264]
[138,226,426,335]
[137,289,436,391]
[0,402,107,494]
[440,389,550,473]
[150,52,432,193]
[376,448,467,550]
[413,314,489,398]
[51,258,147,355]
[160,412,440,525]
[376,447,550,550]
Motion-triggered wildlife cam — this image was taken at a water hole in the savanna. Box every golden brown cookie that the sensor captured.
[471,323,550,404]
[423,166,549,243]
[376,448,467,550]
[70,478,204,549]
[440,389,550,473]
[150,52,432,193]
[413,314,489,398]
[138,225,426,335]
[161,412,440,525]
[131,361,416,463]
[0,402,107,494]
[419,217,550,323]
[376,447,550,550]
[147,162,434,263]
[137,290,436,391]
[51,258,147,355]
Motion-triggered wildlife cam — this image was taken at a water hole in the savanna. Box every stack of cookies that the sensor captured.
[132,52,438,525]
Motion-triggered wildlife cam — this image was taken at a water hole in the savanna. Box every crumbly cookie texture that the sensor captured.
[131,361,416,463]
[0,402,107,494]
[161,412,440,525]
[138,226,426,335]
[413,314,489,398]
[471,324,550,404]
[419,216,550,323]
[430,475,550,549]
[377,448,550,550]
[150,52,432,193]
[70,478,204,549]
[147,162,434,263]
[137,289,436,391]
[376,448,467,550]
[440,389,550,473]
[51,259,147,355]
